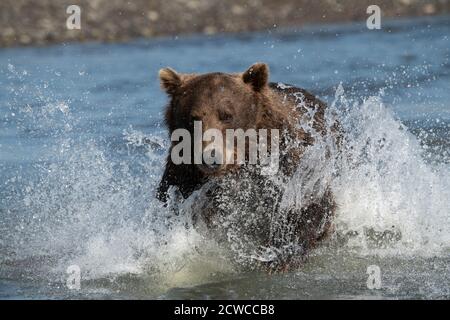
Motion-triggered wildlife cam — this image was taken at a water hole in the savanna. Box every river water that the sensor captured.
[0,16,449,299]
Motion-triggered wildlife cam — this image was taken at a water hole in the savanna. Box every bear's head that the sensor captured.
[159,63,275,175]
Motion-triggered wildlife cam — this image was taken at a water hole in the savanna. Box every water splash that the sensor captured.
[330,85,450,256]
[1,84,449,290]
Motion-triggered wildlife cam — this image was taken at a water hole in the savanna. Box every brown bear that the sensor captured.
[157,63,337,272]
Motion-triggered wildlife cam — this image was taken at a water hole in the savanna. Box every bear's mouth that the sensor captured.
[196,163,224,175]
[196,162,242,177]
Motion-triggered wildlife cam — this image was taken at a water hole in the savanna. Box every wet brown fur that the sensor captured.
[157,63,337,272]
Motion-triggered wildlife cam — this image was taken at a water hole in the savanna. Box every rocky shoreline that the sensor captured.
[1,0,449,47]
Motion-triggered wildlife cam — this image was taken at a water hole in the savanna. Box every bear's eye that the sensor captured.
[219,110,233,122]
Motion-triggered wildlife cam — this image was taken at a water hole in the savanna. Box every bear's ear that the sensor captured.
[159,67,182,95]
[242,63,269,92]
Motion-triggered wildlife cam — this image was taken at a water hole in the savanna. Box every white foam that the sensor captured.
[329,86,450,256]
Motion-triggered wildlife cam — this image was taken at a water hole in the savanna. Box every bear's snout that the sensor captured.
[198,142,225,174]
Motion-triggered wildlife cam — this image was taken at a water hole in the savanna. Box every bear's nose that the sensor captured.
[205,162,221,170]
[201,144,223,172]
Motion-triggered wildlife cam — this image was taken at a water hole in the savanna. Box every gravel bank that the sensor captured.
[1,0,449,47]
